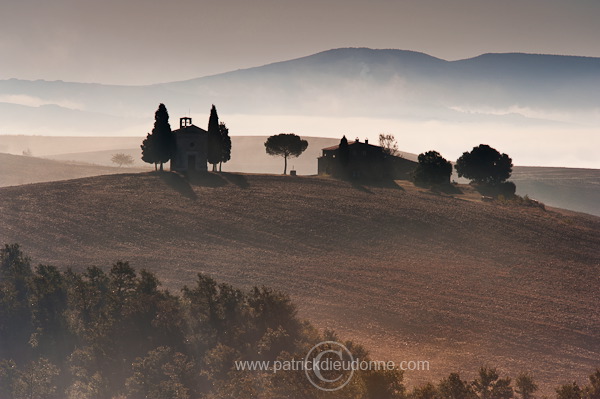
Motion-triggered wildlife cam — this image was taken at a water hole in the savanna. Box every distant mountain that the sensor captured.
[1,48,599,134]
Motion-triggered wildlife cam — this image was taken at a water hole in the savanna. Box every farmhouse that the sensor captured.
[318,137,417,180]
[170,117,208,172]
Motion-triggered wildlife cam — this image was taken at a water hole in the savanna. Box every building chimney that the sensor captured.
[365,139,369,144]
[180,117,192,128]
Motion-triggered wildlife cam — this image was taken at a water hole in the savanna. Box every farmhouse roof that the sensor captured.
[322,140,382,151]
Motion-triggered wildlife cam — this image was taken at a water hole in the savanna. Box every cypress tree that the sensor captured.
[338,135,349,167]
[140,132,157,170]
[219,122,231,172]
[141,104,173,171]
[152,104,172,172]
[207,105,221,172]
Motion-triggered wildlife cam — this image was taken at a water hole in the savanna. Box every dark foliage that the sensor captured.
[475,181,517,199]
[264,133,308,175]
[455,144,513,185]
[207,105,222,172]
[1,245,598,399]
[141,104,173,171]
[218,121,231,172]
[413,150,452,186]
[339,135,350,167]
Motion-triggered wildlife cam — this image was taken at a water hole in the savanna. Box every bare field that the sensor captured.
[0,172,598,393]
[0,153,150,187]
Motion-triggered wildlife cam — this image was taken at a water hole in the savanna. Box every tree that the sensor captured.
[141,132,158,170]
[111,153,134,167]
[219,122,231,172]
[141,104,173,172]
[0,244,34,363]
[13,358,60,399]
[413,151,452,186]
[455,144,512,185]
[379,134,399,156]
[471,367,513,399]
[338,135,349,167]
[207,105,221,172]
[125,346,196,399]
[438,373,476,399]
[515,373,538,399]
[556,382,582,399]
[585,369,600,399]
[264,134,308,175]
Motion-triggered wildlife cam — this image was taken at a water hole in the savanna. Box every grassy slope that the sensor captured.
[0,172,598,391]
[511,166,600,216]
[0,153,150,187]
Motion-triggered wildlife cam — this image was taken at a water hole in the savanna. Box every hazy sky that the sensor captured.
[1,0,599,85]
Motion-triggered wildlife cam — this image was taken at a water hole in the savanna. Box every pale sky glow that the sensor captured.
[1,0,599,84]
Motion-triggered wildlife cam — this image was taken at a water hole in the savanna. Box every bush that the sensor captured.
[456,144,513,185]
[413,151,452,186]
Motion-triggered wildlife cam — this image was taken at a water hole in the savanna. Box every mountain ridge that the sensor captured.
[5,48,600,86]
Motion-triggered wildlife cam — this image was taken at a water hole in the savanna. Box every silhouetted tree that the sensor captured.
[438,372,476,398]
[207,105,221,172]
[141,132,158,170]
[362,369,405,399]
[471,367,513,399]
[556,382,582,399]
[141,104,173,171]
[0,359,17,399]
[219,122,231,172]
[12,358,60,399]
[584,369,600,399]
[413,150,452,186]
[515,373,538,399]
[29,264,72,364]
[455,144,512,185]
[153,104,173,172]
[338,135,350,167]
[125,346,196,399]
[410,383,438,399]
[379,133,399,156]
[264,133,308,175]
[0,244,33,363]
[111,153,134,167]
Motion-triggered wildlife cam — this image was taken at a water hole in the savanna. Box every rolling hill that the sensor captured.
[0,172,598,393]
[3,134,598,216]
[0,153,150,187]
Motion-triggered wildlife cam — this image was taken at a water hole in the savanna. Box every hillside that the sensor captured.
[0,153,150,187]
[3,134,598,216]
[511,166,600,217]
[0,172,598,392]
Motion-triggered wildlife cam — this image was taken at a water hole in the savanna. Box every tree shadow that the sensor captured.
[431,183,463,195]
[159,172,198,200]
[186,172,228,188]
[350,178,405,193]
[351,181,373,194]
[221,172,250,189]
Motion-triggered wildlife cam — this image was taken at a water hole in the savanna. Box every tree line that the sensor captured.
[413,144,516,197]
[1,244,598,399]
[140,104,231,172]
